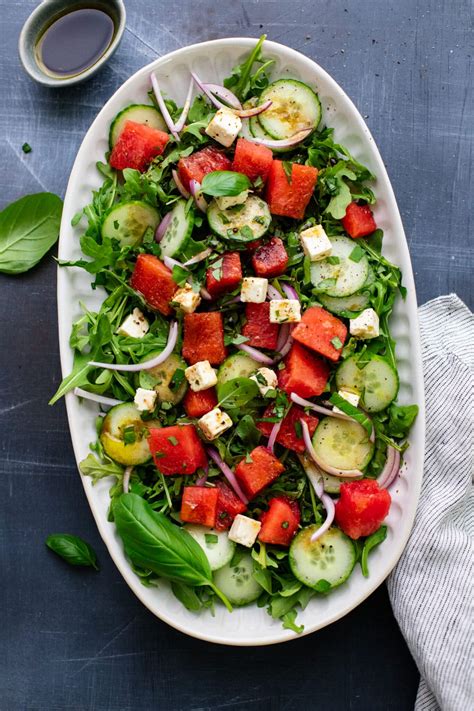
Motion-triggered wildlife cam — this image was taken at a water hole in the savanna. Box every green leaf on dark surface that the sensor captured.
[45,534,99,570]
[0,193,63,274]
[201,171,251,197]
[113,494,232,610]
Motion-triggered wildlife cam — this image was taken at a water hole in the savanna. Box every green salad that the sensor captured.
[52,36,418,633]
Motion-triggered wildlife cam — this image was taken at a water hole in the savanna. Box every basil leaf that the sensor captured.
[360,525,387,577]
[201,171,251,197]
[113,494,232,610]
[0,193,63,274]
[217,377,259,410]
[46,534,99,570]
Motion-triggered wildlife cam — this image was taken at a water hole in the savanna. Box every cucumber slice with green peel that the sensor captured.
[207,195,271,240]
[109,104,167,147]
[138,353,187,405]
[258,79,321,139]
[336,355,399,413]
[160,199,194,258]
[184,525,235,571]
[217,353,259,390]
[312,417,374,472]
[101,201,160,247]
[213,553,263,606]
[319,292,370,315]
[310,235,369,297]
[100,403,156,466]
[289,526,356,590]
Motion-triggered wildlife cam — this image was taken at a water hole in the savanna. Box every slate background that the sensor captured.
[1,1,472,709]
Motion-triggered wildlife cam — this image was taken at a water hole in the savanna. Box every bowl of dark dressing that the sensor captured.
[19,0,126,87]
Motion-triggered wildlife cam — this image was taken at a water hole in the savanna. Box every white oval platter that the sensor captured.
[57,38,425,646]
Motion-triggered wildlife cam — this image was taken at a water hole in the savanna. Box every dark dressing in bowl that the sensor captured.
[35,7,115,79]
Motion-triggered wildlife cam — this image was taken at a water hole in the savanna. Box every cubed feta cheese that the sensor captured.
[333,389,360,415]
[198,407,233,440]
[250,367,278,396]
[299,225,332,262]
[240,277,268,303]
[134,388,157,412]
[228,514,262,548]
[349,308,380,339]
[269,299,301,324]
[215,191,249,210]
[171,283,201,314]
[205,108,242,148]
[117,308,149,338]
[185,360,218,392]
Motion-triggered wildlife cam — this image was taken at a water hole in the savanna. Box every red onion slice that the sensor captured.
[291,392,353,421]
[171,169,191,199]
[267,420,282,454]
[201,82,242,110]
[244,127,313,149]
[276,323,290,352]
[195,463,209,487]
[267,284,283,301]
[235,100,272,118]
[235,343,274,365]
[207,447,248,504]
[191,72,228,110]
[282,283,299,301]
[302,455,336,541]
[184,248,213,266]
[123,466,133,494]
[189,179,208,213]
[174,77,194,132]
[150,73,179,141]
[200,286,212,300]
[163,255,184,272]
[155,212,172,243]
[377,446,401,489]
[88,321,178,372]
[74,387,123,408]
[301,418,364,478]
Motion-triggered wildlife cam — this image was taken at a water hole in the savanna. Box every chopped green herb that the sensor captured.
[349,245,365,262]
[123,425,136,445]
[167,436,179,446]
[205,533,219,546]
[330,337,343,349]
[22,143,32,154]
[327,256,340,265]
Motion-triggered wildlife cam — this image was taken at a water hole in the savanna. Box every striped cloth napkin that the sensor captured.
[388,294,473,711]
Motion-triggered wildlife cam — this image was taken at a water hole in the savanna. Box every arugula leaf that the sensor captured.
[322,164,357,219]
[281,609,304,634]
[223,35,272,101]
[46,534,99,570]
[113,494,232,610]
[0,193,63,274]
[217,377,259,410]
[386,404,419,438]
[79,452,124,481]
[360,525,387,577]
[171,581,203,611]
[201,171,251,197]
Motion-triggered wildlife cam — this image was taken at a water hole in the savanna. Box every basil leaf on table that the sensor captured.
[201,171,251,197]
[0,193,63,274]
[45,534,99,570]
[113,493,232,611]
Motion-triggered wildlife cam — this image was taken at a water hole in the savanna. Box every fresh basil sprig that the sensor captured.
[113,493,232,611]
[0,193,63,274]
[201,171,251,197]
[46,534,99,570]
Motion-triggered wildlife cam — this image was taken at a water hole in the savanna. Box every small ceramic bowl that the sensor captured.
[19,0,126,87]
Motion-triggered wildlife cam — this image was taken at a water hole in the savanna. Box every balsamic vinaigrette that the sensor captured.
[35,8,115,79]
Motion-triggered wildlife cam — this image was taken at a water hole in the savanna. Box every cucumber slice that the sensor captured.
[312,417,374,472]
[138,353,187,405]
[160,199,194,258]
[290,526,356,589]
[101,201,160,247]
[217,353,259,388]
[184,525,235,571]
[310,235,369,297]
[213,553,263,606]
[319,292,370,315]
[336,355,399,413]
[109,104,167,147]
[100,403,155,466]
[298,454,360,495]
[258,79,321,139]
[207,195,271,240]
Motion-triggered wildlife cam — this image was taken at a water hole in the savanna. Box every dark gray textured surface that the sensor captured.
[1,1,472,709]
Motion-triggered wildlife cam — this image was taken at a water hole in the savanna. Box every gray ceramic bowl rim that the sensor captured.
[18,0,126,87]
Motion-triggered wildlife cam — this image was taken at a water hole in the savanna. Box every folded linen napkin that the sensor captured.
[388,294,473,711]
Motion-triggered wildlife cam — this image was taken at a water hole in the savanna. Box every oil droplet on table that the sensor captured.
[35,8,115,79]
